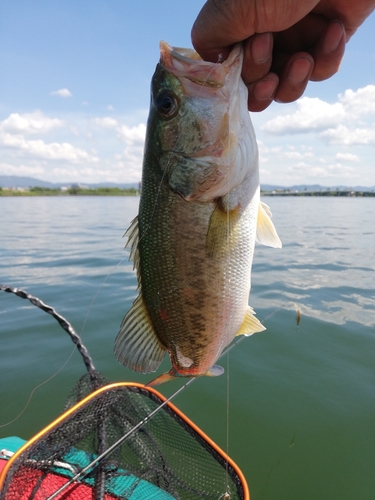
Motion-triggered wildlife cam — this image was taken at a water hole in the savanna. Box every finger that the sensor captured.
[310,20,346,81]
[242,33,273,84]
[274,53,314,103]
[246,74,279,112]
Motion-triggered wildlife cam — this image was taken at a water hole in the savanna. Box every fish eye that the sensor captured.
[155,91,178,118]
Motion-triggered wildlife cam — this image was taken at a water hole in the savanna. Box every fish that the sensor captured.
[114,41,281,386]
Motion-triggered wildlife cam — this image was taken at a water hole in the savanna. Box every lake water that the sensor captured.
[1,195,375,499]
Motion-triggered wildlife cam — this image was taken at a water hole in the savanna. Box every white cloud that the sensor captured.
[50,88,72,98]
[261,85,375,147]
[286,162,358,181]
[339,85,375,117]
[0,162,45,177]
[0,133,98,162]
[262,97,345,134]
[117,123,146,145]
[319,125,375,145]
[335,152,360,162]
[0,112,63,135]
[92,117,118,129]
[282,150,314,160]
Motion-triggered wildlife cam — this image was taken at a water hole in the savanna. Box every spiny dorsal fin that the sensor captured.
[114,294,166,374]
[236,306,266,337]
[256,201,282,248]
[124,216,141,286]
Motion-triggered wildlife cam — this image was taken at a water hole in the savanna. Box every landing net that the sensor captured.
[0,286,249,499]
[0,382,247,499]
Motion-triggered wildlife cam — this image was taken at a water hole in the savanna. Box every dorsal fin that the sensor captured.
[256,202,282,248]
[124,216,141,285]
[114,294,166,374]
[118,216,167,373]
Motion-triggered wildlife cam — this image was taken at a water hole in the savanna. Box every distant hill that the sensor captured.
[0,175,139,190]
[1,175,374,193]
[0,176,57,188]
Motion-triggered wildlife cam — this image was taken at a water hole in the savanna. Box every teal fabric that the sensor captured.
[59,447,176,499]
[0,437,175,499]
[0,436,26,457]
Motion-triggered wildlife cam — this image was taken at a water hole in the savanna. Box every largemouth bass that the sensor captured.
[114,42,281,386]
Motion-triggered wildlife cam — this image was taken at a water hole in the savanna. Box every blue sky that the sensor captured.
[0,1,374,187]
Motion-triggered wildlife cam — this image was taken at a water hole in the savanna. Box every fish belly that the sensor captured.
[139,172,258,376]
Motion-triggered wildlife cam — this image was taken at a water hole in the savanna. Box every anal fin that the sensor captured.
[236,306,266,337]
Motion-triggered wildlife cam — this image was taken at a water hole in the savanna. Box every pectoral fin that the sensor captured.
[206,201,240,259]
[256,201,282,248]
[114,293,166,374]
[236,306,266,337]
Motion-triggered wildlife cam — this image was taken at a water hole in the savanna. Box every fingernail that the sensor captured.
[322,20,345,53]
[288,58,312,86]
[253,79,277,101]
[251,33,272,64]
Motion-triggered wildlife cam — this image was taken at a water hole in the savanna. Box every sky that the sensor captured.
[0,1,374,187]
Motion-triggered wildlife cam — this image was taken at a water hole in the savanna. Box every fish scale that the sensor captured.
[114,41,282,385]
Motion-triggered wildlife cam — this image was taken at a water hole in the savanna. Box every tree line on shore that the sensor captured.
[0,186,140,196]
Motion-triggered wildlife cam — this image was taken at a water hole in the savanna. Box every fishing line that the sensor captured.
[223,68,234,496]
[0,284,96,429]
[45,376,197,500]
[79,255,128,338]
[225,350,230,495]
[0,257,127,427]
[0,374,63,430]
[218,299,296,361]
[43,300,291,498]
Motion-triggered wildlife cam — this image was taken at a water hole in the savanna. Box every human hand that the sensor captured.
[191,0,375,111]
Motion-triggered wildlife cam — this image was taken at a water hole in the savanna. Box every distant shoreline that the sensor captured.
[0,187,140,197]
[261,190,374,197]
[0,187,374,197]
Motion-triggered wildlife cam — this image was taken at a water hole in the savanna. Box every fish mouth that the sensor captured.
[159,41,243,90]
